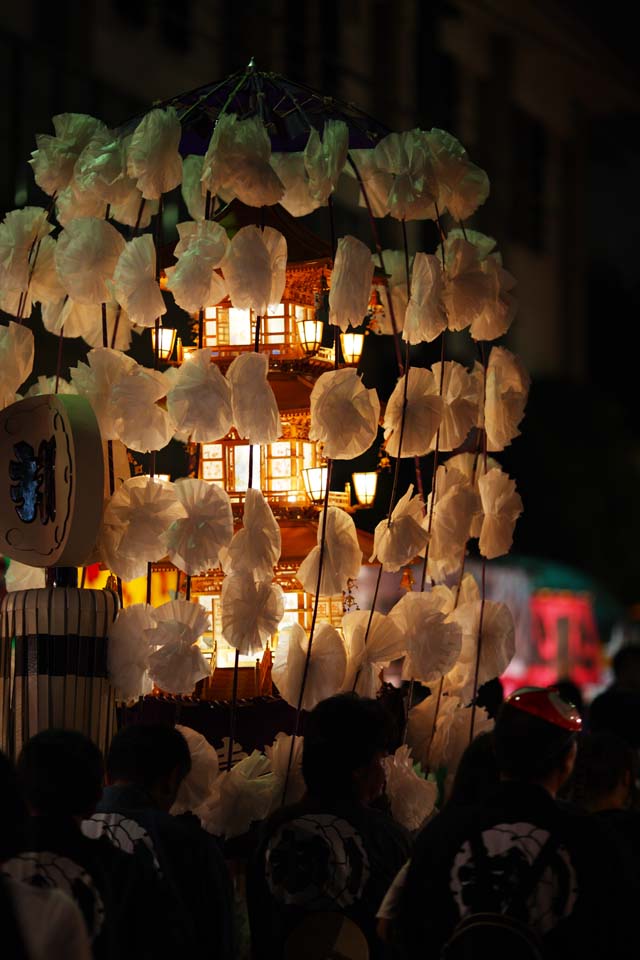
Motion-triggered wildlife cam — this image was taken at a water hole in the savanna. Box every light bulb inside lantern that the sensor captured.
[151,326,176,361]
[352,471,378,506]
[340,331,365,365]
[302,466,328,503]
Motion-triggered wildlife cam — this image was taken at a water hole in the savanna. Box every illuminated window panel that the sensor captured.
[202,443,223,460]
[205,319,217,343]
[233,444,262,492]
[271,441,291,458]
[202,460,224,480]
[270,459,291,479]
[228,307,252,345]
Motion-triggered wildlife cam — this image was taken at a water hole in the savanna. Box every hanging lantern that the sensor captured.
[296,316,324,355]
[302,465,328,504]
[352,471,378,506]
[340,329,365,365]
[151,325,177,360]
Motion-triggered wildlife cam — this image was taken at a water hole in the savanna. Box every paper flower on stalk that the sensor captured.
[446,600,515,701]
[44,298,132,351]
[374,249,409,336]
[55,217,126,305]
[54,181,104,225]
[99,476,186,581]
[423,464,480,584]
[444,453,499,537]
[483,346,530,452]
[373,130,436,221]
[426,362,478,452]
[329,235,374,332]
[165,220,229,313]
[70,347,137,439]
[171,726,220,816]
[443,232,516,341]
[478,468,523,559]
[346,148,393,218]
[429,698,493,774]
[73,131,135,208]
[29,112,107,196]
[383,746,437,831]
[270,152,321,218]
[221,488,281,580]
[112,235,165,327]
[107,604,155,705]
[389,590,462,683]
[4,560,46,592]
[371,485,429,573]
[384,367,444,459]
[111,364,173,453]
[296,507,362,596]
[126,106,182,199]
[227,352,281,444]
[425,129,490,222]
[341,611,406,698]
[304,119,349,203]
[181,155,206,220]
[166,478,233,575]
[403,253,446,344]
[0,322,34,409]
[25,375,76,397]
[166,348,232,442]
[0,207,53,297]
[200,752,278,840]
[309,368,380,459]
[201,113,284,207]
[265,733,306,810]
[147,600,210,695]
[222,225,287,316]
[110,189,158,229]
[273,622,347,712]
[221,572,285,657]
[29,236,65,307]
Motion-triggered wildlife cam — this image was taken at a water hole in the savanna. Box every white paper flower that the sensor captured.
[265,733,306,809]
[0,322,34,409]
[73,131,134,207]
[406,693,439,771]
[309,368,380,459]
[402,253,446,344]
[0,207,53,294]
[29,113,107,195]
[444,453,500,538]
[346,148,393,218]
[429,699,493,772]
[328,235,374,332]
[200,751,278,839]
[45,298,132,351]
[172,725,219,815]
[226,352,281,444]
[181,155,206,220]
[270,152,321,217]
[296,507,362,596]
[70,346,137,438]
[371,485,429,572]
[110,189,158,228]
[446,600,515,700]
[166,478,233,575]
[107,604,155,704]
[273,621,347,711]
[55,218,126,305]
[165,220,229,313]
[24,375,76,397]
[126,106,182,199]
[147,600,210,694]
[442,237,493,333]
[383,745,437,831]
[99,476,186,581]
[111,365,173,453]
[428,361,478,452]
[112,235,165,327]
[55,181,105,226]
[3,560,46,592]
[220,488,281,580]
[221,572,285,656]
[201,113,284,207]
[373,250,409,336]
[29,236,65,306]
[341,610,406,698]
[304,120,349,203]
[478,468,523,559]
[389,590,462,682]
[166,348,233,442]
[222,225,287,316]
[484,347,530,452]
[423,464,480,584]
[373,130,436,221]
[426,129,490,222]
[383,367,444,458]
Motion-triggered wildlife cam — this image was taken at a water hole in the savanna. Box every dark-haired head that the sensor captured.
[447,732,499,807]
[106,724,191,811]
[17,729,103,819]
[302,694,396,806]
[612,646,640,691]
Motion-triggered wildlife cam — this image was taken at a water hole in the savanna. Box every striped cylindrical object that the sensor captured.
[0,588,119,759]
